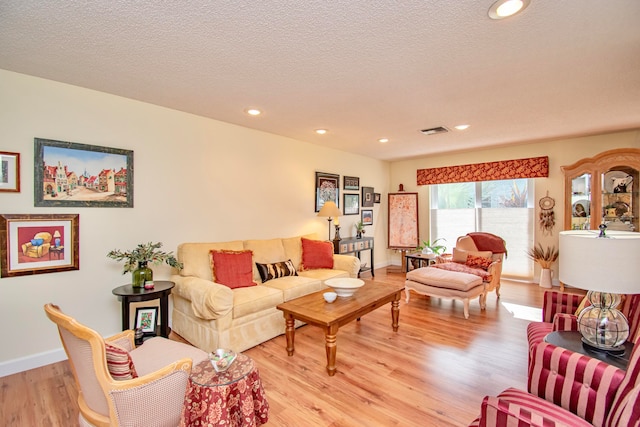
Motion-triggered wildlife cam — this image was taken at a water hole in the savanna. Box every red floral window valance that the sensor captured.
[416,156,549,185]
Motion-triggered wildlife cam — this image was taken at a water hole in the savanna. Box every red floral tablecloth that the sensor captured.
[180,354,269,426]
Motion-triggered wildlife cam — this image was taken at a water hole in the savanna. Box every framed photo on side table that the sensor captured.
[0,151,20,192]
[135,307,158,334]
[0,214,80,278]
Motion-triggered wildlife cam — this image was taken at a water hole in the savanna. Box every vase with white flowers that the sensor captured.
[107,242,183,288]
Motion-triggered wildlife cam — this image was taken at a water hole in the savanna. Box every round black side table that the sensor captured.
[112,281,175,338]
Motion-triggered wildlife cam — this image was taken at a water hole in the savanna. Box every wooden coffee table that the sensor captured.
[276,281,404,376]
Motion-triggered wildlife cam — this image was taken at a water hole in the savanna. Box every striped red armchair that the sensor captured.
[527,291,640,355]
[469,338,640,426]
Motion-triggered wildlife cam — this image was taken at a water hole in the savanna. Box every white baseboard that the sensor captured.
[0,348,67,378]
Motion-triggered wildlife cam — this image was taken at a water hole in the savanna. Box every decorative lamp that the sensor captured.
[53,230,61,247]
[317,201,342,241]
[559,227,640,352]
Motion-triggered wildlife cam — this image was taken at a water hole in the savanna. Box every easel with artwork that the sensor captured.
[387,191,419,272]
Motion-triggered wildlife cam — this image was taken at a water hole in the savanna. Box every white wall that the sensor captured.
[389,130,640,274]
[0,70,390,375]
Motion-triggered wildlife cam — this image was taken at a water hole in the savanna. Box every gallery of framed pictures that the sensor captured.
[0,214,80,278]
[315,171,340,212]
[0,151,20,193]
[34,138,134,208]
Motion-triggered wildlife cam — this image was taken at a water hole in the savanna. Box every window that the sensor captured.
[430,179,534,279]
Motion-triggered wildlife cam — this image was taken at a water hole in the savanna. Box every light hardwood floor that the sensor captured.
[1,268,560,426]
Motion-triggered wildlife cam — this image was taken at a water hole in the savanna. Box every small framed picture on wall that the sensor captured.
[361,209,373,226]
[361,186,374,207]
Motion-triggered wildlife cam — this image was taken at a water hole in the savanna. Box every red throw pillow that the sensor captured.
[466,254,493,271]
[210,250,257,289]
[301,238,334,270]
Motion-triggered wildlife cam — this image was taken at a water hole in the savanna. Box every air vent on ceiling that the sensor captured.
[420,126,449,135]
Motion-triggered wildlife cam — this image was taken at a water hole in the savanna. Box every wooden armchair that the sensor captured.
[44,303,208,426]
[469,338,640,426]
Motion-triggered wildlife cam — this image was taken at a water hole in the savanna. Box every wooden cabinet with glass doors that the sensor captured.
[562,148,640,232]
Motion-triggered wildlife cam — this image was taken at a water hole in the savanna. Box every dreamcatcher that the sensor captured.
[538,192,555,235]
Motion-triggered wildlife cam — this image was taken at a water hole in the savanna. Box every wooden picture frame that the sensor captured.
[388,192,419,249]
[0,151,20,192]
[343,193,360,215]
[361,186,374,207]
[374,193,381,203]
[315,171,340,212]
[135,307,158,334]
[34,138,134,208]
[0,214,80,278]
[361,209,373,226]
[343,176,359,191]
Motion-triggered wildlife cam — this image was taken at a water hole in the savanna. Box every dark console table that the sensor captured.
[334,237,374,277]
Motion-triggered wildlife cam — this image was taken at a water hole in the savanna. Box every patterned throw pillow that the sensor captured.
[466,254,493,271]
[301,238,334,270]
[255,259,298,283]
[209,250,257,289]
[452,248,492,263]
[105,342,138,380]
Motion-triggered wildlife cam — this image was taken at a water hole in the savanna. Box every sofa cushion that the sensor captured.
[282,233,318,271]
[256,259,298,283]
[210,250,257,289]
[263,275,326,301]
[301,238,334,270]
[452,247,492,263]
[466,254,493,271]
[179,241,245,280]
[244,238,287,282]
[233,285,284,318]
[105,342,138,380]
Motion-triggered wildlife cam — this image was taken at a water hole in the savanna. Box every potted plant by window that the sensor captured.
[107,242,183,288]
[416,238,447,255]
[526,244,559,288]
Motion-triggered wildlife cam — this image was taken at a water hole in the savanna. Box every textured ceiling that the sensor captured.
[1,1,639,161]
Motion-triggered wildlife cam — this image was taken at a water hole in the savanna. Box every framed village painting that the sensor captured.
[0,214,80,278]
[34,138,133,207]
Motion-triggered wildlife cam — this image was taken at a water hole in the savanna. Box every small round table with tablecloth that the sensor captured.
[180,353,269,427]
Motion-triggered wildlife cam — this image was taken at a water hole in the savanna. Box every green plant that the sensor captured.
[526,244,558,269]
[355,221,365,232]
[416,238,447,255]
[107,242,183,274]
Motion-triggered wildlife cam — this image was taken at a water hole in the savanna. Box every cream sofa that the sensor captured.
[170,233,361,352]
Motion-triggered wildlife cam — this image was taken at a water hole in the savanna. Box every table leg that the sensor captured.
[284,314,295,356]
[159,295,169,337]
[121,298,130,331]
[391,297,400,332]
[325,323,339,376]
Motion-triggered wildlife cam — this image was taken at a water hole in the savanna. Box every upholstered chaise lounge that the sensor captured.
[405,233,506,319]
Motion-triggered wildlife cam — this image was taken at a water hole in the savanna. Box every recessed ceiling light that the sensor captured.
[245,108,262,116]
[488,0,530,19]
[378,138,389,143]
[454,124,470,130]
[315,129,327,135]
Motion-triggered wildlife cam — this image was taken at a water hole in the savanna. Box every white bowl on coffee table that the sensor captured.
[325,278,365,297]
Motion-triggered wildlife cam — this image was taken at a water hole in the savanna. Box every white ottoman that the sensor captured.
[405,267,485,319]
